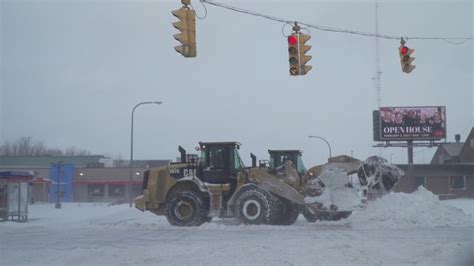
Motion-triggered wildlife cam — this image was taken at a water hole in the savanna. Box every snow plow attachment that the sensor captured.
[357,156,404,197]
[302,155,404,221]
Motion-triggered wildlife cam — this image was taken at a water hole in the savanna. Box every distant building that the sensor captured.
[0,155,169,203]
[395,128,474,199]
[430,142,463,164]
[0,155,106,168]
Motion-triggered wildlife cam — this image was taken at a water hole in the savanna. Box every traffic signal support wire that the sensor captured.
[200,0,473,45]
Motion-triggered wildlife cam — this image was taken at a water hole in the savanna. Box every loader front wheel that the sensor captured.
[332,211,352,221]
[303,207,319,222]
[274,198,299,225]
[166,191,209,226]
[236,188,280,225]
[302,207,332,222]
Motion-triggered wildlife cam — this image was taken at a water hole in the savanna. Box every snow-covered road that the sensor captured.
[1,191,473,265]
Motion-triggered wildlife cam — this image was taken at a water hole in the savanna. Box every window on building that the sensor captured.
[109,185,125,197]
[414,176,425,188]
[449,176,465,190]
[88,184,105,197]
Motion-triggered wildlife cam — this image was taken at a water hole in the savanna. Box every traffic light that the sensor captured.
[288,34,299,75]
[298,33,312,75]
[172,4,196,58]
[287,33,312,76]
[399,45,415,73]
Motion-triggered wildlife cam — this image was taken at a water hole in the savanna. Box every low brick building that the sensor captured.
[0,156,169,202]
[394,128,474,199]
[72,167,150,202]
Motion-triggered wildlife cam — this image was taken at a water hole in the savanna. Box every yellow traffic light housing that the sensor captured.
[172,1,196,58]
[399,39,415,73]
[287,24,312,76]
[288,34,299,75]
[399,45,415,73]
[298,33,312,75]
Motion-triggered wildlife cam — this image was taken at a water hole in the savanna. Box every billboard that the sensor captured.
[378,106,446,140]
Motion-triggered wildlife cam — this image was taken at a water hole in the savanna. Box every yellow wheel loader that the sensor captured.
[135,142,403,226]
[135,142,304,226]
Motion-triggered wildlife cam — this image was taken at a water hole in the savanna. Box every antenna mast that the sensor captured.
[374,0,382,108]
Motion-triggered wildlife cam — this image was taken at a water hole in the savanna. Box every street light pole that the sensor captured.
[129,101,162,207]
[55,160,64,209]
[308,135,332,162]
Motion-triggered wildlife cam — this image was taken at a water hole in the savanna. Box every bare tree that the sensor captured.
[0,141,12,156]
[0,137,91,156]
[45,148,64,156]
[64,146,91,156]
[18,136,32,156]
[31,141,47,156]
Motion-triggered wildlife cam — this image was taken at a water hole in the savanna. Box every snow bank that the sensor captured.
[442,198,474,217]
[348,186,473,229]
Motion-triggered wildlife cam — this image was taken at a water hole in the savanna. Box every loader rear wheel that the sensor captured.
[236,188,280,225]
[274,198,299,225]
[165,191,209,226]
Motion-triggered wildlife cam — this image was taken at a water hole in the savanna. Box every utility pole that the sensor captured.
[374,0,383,157]
[374,0,382,108]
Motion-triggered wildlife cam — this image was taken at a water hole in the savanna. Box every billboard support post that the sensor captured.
[407,140,414,164]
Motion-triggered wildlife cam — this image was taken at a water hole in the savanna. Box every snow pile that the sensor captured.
[305,168,362,211]
[348,186,473,229]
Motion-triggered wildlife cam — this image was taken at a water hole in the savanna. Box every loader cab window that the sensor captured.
[208,146,225,170]
[279,155,290,166]
[199,151,207,168]
[231,148,245,173]
[270,153,296,169]
[296,156,307,176]
[199,144,240,184]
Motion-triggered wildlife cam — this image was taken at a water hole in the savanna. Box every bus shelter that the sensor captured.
[0,171,34,222]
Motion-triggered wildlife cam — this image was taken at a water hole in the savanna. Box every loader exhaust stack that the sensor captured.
[179,145,186,163]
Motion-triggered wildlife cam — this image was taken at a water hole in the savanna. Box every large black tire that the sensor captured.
[302,207,318,222]
[274,198,299,225]
[236,188,280,225]
[303,209,351,222]
[332,211,352,221]
[303,208,334,223]
[303,209,332,222]
[165,191,209,226]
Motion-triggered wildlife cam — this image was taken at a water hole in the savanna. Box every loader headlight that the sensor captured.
[309,172,314,176]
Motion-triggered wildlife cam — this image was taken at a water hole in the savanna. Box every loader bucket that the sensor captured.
[306,155,362,179]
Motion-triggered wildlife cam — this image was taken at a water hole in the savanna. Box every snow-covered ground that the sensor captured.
[1,189,473,266]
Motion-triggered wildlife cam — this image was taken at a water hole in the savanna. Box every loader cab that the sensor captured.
[268,150,306,177]
[197,142,245,184]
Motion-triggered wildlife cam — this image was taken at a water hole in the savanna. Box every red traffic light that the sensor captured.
[288,35,297,45]
[400,46,408,55]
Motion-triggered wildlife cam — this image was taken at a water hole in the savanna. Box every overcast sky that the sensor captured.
[0,0,472,166]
